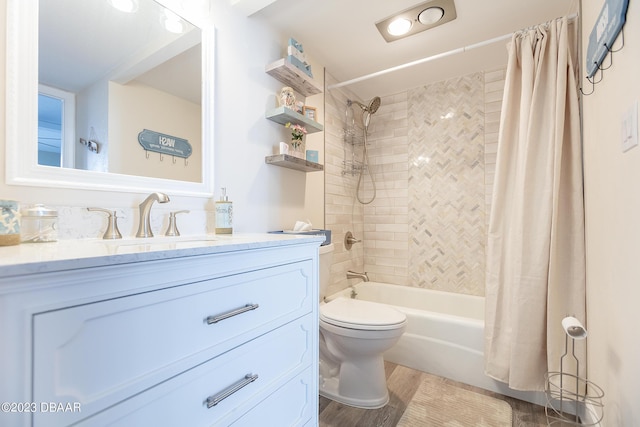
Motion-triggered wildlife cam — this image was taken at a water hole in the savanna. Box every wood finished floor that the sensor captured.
[319,361,550,427]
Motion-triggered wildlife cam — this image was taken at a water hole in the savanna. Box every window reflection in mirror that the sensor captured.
[38,93,62,167]
[38,85,75,168]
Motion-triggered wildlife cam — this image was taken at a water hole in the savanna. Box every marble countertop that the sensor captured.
[0,233,325,277]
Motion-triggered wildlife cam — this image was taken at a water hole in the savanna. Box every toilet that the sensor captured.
[318,243,406,409]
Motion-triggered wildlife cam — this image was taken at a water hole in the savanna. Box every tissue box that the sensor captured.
[269,229,331,245]
[314,229,331,245]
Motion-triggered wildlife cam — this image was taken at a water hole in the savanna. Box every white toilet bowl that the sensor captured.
[318,296,406,408]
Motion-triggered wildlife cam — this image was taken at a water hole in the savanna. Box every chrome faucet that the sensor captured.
[347,270,369,282]
[136,192,170,238]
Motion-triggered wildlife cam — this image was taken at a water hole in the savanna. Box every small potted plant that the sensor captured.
[286,122,307,158]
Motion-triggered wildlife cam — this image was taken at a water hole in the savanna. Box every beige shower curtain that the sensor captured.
[484,17,585,391]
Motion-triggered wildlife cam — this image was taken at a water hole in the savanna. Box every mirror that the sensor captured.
[6,0,214,196]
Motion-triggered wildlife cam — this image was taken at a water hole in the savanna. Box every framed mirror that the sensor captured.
[6,0,214,197]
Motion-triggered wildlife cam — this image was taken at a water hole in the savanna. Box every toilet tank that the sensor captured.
[318,243,334,300]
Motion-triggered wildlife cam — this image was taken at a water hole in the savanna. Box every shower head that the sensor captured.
[350,96,381,114]
[368,96,381,114]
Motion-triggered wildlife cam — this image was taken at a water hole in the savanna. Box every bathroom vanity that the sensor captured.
[0,234,322,427]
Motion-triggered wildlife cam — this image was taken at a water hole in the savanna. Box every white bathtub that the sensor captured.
[328,281,545,406]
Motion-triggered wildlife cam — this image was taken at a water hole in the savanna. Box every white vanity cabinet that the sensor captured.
[0,236,321,427]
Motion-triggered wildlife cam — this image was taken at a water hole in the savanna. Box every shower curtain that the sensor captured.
[484,16,585,391]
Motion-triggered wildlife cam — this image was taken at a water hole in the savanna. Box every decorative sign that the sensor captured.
[138,129,192,158]
[586,0,628,78]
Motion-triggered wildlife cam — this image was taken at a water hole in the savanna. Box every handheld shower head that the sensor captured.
[368,96,381,114]
[348,97,382,130]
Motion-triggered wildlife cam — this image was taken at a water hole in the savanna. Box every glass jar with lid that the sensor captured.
[21,204,58,243]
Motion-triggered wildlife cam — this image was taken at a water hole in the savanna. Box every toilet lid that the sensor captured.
[320,297,406,330]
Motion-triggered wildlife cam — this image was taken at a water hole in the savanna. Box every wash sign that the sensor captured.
[586,0,628,78]
[138,129,192,158]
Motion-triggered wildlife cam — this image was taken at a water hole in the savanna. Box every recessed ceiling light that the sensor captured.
[387,18,413,36]
[418,7,444,25]
[108,0,139,13]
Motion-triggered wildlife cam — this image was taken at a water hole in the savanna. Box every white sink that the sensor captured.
[98,235,218,248]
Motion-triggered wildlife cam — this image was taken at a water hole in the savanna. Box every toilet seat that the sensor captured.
[320,297,406,330]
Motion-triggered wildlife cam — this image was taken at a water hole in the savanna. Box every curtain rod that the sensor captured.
[327,14,578,91]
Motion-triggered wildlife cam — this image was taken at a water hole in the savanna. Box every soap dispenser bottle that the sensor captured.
[215,187,233,234]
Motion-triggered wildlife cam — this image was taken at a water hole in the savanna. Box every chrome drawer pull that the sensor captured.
[206,303,259,325]
[206,373,259,408]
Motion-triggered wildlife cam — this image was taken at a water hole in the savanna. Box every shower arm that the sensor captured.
[350,100,368,111]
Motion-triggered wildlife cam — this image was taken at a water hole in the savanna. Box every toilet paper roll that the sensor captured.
[561,316,587,340]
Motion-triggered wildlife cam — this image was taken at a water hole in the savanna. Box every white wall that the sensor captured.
[0,0,325,238]
[75,80,109,172]
[211,0,325,232]
[582,1,640,425]
[108,81,202,183]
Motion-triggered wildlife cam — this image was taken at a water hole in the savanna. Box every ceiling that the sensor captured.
[252,0,577,100]
[39,0,201,102]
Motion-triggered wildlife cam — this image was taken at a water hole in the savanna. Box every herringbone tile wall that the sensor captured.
[324,69,505,297]
[408,73,485,295]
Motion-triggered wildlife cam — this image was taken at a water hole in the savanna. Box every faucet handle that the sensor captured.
[344,231,362,250]
[87,208,123,240]
[165,210,190,237]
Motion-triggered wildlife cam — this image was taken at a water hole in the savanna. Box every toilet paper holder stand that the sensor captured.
[544,316,604,426]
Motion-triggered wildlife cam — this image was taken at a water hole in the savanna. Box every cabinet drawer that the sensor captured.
[229,367,316,427]
[33,261,313,427]
[74,316,315,427]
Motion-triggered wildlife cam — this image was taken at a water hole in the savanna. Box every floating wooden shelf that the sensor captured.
[265,154,324,172]
[265,58,324,174]
[265,58,323,97]
[265,107,324,133]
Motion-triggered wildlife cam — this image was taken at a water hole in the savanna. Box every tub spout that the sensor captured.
[347,270,369,282]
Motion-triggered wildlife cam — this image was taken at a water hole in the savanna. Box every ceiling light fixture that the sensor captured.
[418,7,445,25]
[375,0,457,43]
[108,0,139,13]
[387,18,413,36]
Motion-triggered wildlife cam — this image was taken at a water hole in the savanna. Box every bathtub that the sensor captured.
[328,281,546,406]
